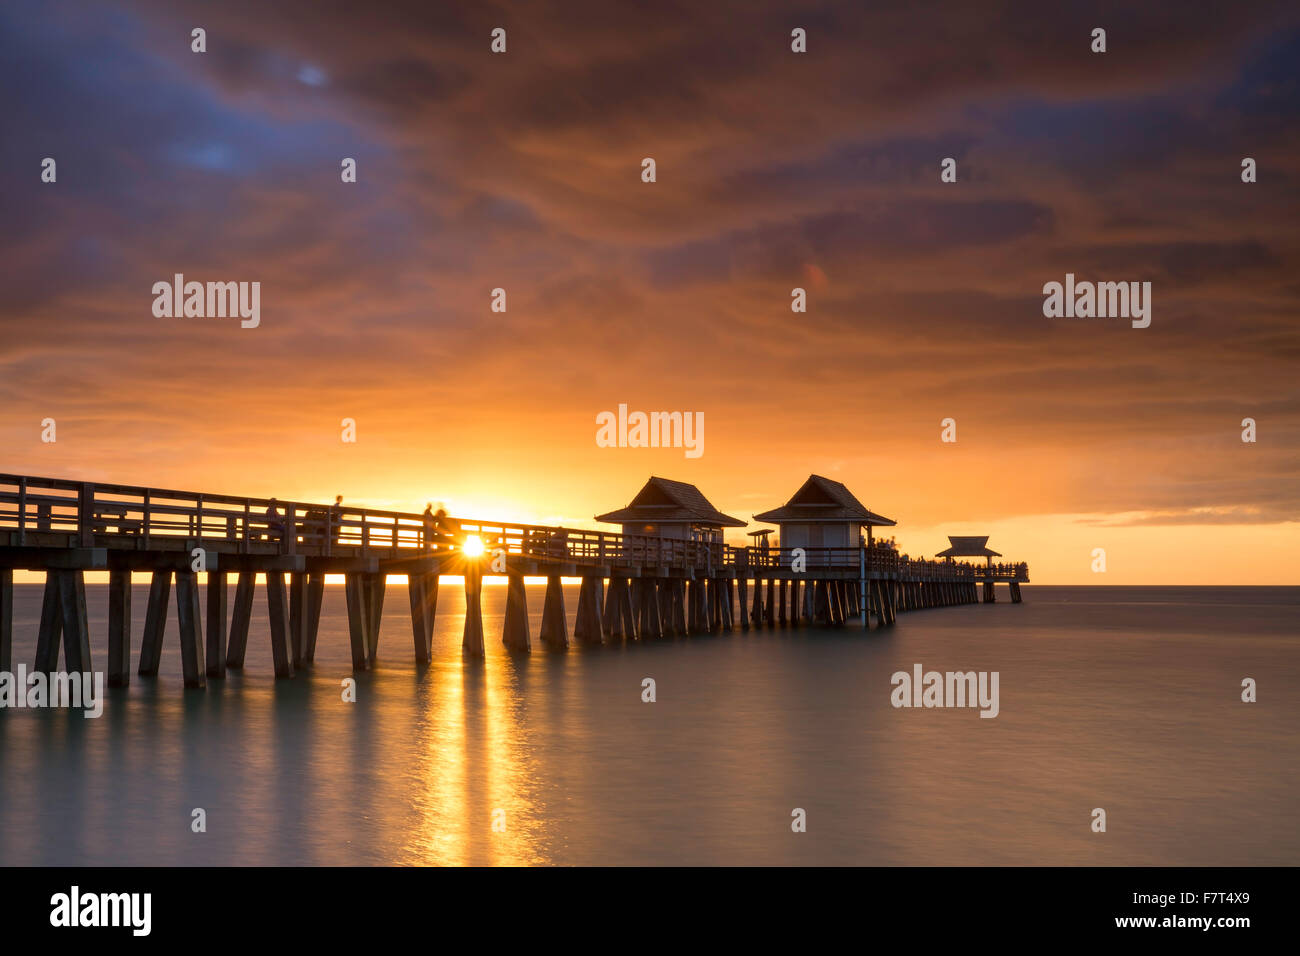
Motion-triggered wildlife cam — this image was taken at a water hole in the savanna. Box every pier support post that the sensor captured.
[575,574,604,644]
[636,580,661,640]
[778,580,788,625]
[227,572,255,669]
[138,569,172,677]
[789,580,800,625]
[737,576,750,629]
[364,573,386,664]
[811,580,827,626]
[0,569,10,674]
[289,572,308,669]
[107,568,132,686]
[175,570,205,688]
[463,561,485,658]
[659,580,676,636]
[408,572,439,663]
[620,577,639,640]
[983,580,994,604]
[34,573,62,673]
[502,570,531,652]
[765,579,776,626]
[205,571,227,679]
[305,571,325,663]
[685,578,700,634]
[541,574,569,647]
[751,577,764,627]
[345,573,371,669]
[56,569,92,673]
[695,578,710,634]
[672,579,687,634]
[265,571,294,679]
[721,579,734,631]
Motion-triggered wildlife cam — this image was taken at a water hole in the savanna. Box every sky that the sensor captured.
[1,0,1297,584]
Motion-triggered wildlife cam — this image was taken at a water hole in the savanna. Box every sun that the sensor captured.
[461,534,486,558]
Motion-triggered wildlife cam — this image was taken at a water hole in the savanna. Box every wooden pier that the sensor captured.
[0,473,1029,689]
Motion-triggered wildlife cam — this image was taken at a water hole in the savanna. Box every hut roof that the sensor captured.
[752,474,896,527]
[594,476,747,528]
[935,535,1002,558]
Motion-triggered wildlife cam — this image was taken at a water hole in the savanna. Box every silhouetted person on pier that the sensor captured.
[265,498,285,543]
[431,506,460,550]
[423,504,438,551]
[329,495,344,545]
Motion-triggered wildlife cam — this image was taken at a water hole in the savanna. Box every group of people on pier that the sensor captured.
[257,497,463,550]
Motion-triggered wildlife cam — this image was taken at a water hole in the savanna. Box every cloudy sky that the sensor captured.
[2,0,1297,583]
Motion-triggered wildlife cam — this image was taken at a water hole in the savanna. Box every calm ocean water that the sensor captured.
[0,583,1295,866]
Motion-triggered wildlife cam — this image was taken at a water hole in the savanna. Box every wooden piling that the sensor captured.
[227,571,255,669]
[621,577,639,640]
[305,571,325,663]
[175,570,205,688]
[645,579,661,637]
[345,572,371,669]
[408,572,437,663]
[575,574,604,644]
[683,578,699,634]
[737,575,750,629]
[541,573,569,647]
[289,572,308,669]
[672,579,688,634]
[660,578,677,636]
[56,569,92,673]
[0,569,10,674]
[502,569,531,652]
[205,571,227,679]
[34,573,61,673]
[365,572,386,664]
[462,561,485,658]
[811,580,827,626]
[138,569,171,677]
[0,568,11,675]
[265,571,294,679]
[107,568,132,686]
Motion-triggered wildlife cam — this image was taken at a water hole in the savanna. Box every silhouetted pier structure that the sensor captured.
[0,473,1029,689]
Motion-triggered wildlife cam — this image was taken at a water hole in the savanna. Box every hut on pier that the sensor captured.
[753,475,895,565]
[936,535,1001,567]
[595,477,745,563]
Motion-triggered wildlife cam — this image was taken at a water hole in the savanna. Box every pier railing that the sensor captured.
[0,474,433,557]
